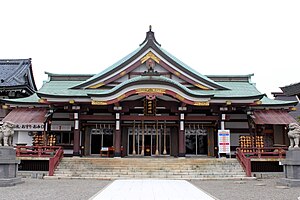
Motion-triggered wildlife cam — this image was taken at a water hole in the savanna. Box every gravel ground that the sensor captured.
[191,178,300,200]
[0,179,111,200]
[0,178,300,200]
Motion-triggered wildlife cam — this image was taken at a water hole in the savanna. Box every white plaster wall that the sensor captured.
[116,75,128,82]
[225,122,249,129]
[12,132,18,146]
[53,113,70,118]
[132,64,147,73]
[52,121,74,127]
[171,75,185,83]
[132,64,166,73]
[227,114,248,120]
[13,131,33,146]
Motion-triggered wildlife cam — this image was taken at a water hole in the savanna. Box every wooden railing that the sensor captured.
[236,147,287,177]
[236,148,252,177]
[15,146,62,157]
[15,146,64,176]
[49,147,64,176]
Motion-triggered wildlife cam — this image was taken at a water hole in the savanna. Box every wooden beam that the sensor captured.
[185,116,219,121]
[80,115,115,120]
[121,115,179,121]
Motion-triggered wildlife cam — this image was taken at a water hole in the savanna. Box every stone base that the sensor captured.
[277,178,300,187]
[0,177,24,187]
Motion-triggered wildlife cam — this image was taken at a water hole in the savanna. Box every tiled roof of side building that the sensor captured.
[201,81,262,98]
[259,96,297,106]
[281,82,300,96]
[1,93,41,105]
[0,59,36,90]
[38,80,92,97]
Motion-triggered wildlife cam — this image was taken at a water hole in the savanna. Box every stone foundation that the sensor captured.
[278,149,300,187]
[0,147,24,187]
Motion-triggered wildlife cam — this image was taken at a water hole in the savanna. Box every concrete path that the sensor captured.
[90,179,217,200]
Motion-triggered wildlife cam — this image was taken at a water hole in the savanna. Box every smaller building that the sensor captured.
[272,92,300,120]
[0,59,37,146]
[281,82,300,99]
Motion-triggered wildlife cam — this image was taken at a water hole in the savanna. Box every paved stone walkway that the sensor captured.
[90,180,217,200]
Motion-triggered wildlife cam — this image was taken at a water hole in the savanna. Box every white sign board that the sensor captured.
[14,123,44,131]
[50,125,72,131]
[218,130,230,154]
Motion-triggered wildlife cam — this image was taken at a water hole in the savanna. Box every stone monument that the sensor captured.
[0,122,24,187]
[278,123,300,187]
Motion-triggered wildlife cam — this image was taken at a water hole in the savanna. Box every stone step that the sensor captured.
[54,172,246,177]
[53,157,246,179]
[50,174,247,179]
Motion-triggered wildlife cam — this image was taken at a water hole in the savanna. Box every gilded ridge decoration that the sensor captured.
[194,101,210,106]
[136,88,166,94]
[117,94,127,101]
[91,100,108,105]
[140,51,160,64]
[89,82,105,89]
[194,83,210,90]
[175,94,185,101]
[120,71,126,76]
[174,71,181,76]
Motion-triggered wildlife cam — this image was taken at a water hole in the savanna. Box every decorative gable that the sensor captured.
[72,27,228,92]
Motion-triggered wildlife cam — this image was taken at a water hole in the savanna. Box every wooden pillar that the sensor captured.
[178,130,185,157]
[178,113,185,157]
[155,120,159,156]
[141,120,145,156]
[163,121,167,155]
[132,120,136,155]
[114,112,121,157]
[73,113,80,156]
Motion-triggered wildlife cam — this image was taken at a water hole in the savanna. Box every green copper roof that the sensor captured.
[73,43,147,88]
[72,40,228,90]
[34,75,264,99]
[86,75,211,97]
[157,46,228,89]
[259,96,297,106]
[2,93,40,104]
[206,82,262,97]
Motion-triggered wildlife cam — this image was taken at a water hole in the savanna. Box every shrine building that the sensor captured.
[2,27,297,157]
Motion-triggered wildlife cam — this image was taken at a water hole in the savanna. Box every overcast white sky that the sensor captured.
[1,0,299,97]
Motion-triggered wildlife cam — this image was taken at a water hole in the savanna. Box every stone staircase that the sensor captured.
[47,157,247,180]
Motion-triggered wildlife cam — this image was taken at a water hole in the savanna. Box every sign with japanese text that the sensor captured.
[51,125,72,131]
[144,99,156,115]
[218,130,230,154]
[14,123,44,131]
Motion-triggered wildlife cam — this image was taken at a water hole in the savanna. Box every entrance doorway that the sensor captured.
[90,127,114,155]
[128,121,171,156]
[185,125,208,155]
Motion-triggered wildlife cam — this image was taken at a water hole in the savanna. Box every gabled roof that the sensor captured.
[0,59,37,93]
[272,92,300,119]
[1,93,42,105]
[34,75,263,100]
[3,28,296,107]
[281,82,300,96]
[259,96,297,106]
[72,28,228,90]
